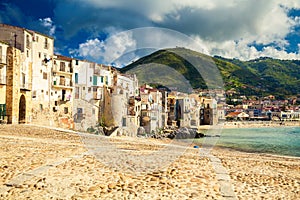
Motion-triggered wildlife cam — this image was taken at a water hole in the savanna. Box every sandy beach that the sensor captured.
[0,125,299,199]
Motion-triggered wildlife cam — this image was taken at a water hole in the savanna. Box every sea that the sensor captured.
[195,126,300,157]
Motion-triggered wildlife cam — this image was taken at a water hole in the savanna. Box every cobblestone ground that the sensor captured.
[0,125,299,199]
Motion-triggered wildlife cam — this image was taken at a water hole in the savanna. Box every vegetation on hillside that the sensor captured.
[121,48,300,99]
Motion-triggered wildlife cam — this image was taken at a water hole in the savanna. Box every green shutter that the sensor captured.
[0,104,6,117]
[3,104,5,116]
[93,76,97,86]
[75,73,78,84]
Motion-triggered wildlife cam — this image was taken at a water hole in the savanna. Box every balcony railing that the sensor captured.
[0,55,6,65]
[20,82,31,90]
[93,91,102,100]
[53,80,73,88]
[53,64,73,74]
[26,42,32,49]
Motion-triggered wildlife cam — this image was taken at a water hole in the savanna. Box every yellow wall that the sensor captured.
[0,86,5,104]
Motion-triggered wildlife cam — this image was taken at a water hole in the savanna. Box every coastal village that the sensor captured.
[0,23,300,135]
[0,24,299,200]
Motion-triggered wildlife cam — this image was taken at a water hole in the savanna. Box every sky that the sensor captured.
[1,0,300,67]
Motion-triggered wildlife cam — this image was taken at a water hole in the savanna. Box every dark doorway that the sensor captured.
[19,95,26,123]
[62,89,66,101]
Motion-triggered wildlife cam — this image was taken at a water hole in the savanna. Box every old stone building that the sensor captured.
[0,41,8,122]
[0,27,33,124]
[49,55,74,128]
[0,23,52,124]
[5,46,32,124]
[72,61,111,131]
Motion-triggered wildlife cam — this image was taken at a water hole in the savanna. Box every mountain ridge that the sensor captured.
[120,48,300,99]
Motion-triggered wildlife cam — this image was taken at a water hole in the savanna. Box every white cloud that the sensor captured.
[71,31,137,66]
[203,38,300,60]
[76,38,104,59]
[58,0,300,60]
[39,17,56,36]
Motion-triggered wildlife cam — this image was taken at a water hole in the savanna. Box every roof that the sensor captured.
[55,54,73,61]
[0,23,54,39]
[226,111,249,118]
[0,40,9,45]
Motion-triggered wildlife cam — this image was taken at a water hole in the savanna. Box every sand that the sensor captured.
[0,124,299,199]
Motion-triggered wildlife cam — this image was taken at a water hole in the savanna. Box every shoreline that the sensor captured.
[212,145,300,160]
[222,120,300,129]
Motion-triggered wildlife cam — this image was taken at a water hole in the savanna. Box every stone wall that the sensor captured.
[6,47,20,124]
[5,47,32,124]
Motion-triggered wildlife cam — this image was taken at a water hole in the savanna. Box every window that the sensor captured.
[32,91,37,98]
[36,36,39,42]
[88,87,91,93]
[0,46,2,63]
[64,107,68,114]
[122,117,126,127]
[60,62,65,71]
[93,76,97,85]
[75,60,79,65]
[26,50,29,57]
[0,104,6,120]
[44,38,48,49]
[76,108,84,122]
[75,87,79,99]
[46,91,48,95]
[21,73,26,88]
[53,107,57,112]
[43,72,47,80]
[75,73,78,84]
[59,76,65,86]
[26,35,30,48]
[90,76,92,82]
[38,52,41,58]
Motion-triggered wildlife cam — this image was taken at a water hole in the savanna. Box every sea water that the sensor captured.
[195,126,300,157]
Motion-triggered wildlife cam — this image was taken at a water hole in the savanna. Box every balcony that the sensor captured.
[26,41,32,49]
[20,82,31,91]
[93,91,102,100]
[52,65,73,75]
[0,55,6,65]
[53,80,73,89]
[0,75,6,85]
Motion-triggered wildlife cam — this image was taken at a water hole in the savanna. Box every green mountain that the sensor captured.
[120,48,300,99]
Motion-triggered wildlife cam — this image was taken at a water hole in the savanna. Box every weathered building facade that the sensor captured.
[5,46,32,124]
[0,41,8,122]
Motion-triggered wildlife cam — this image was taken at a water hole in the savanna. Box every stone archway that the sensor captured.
[19,95,26,124]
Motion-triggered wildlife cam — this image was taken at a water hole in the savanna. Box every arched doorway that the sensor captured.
[19,95,26,124]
